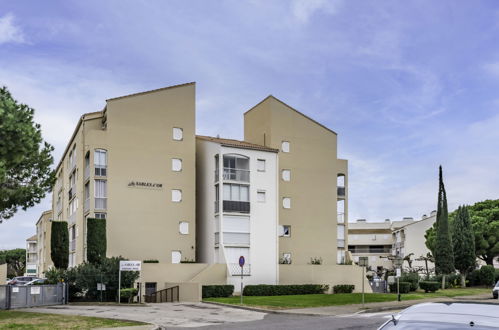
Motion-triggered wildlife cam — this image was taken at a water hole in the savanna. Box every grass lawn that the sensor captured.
[0,310,147,329]
[204,288,490,309]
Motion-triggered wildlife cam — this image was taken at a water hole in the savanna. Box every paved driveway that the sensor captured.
[20,303,266,328]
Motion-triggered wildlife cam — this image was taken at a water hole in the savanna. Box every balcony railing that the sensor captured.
[69,213,76,224]
[337,239,345,248]
[223,232,250,246]
[27,257,37,263]
[84,165,90,180]
[348,247,392,254]
[228,263,251,276]
[70,240,76,251]
[214,201,219,213]
[95,197,107,210]
[214,232,220,245]
[222,168,249,182]
[223,200,250,213]
[337,186,346,197]
[84,198,90,213]
[337,212,345,223]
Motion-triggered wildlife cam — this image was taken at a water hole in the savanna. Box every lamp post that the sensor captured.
[394,256,403,302]
[359,257,368,308]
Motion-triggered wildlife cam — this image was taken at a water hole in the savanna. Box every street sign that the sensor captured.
[396,268,401,277]
[239,256,245,267]
[97,283,106,291]
[120,260,141,271]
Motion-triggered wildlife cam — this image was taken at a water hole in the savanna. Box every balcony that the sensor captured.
[69,213,76,224]
[214,201,219,213]
[223,232,250,246]
[228,263,251,276]
[222,168,249,182]
[223,200,250,213]
[348,246,392,254]
[337,212,345,223]
[214,232,220,245]
[84,165,90,180]
[337,186,346,198]
[70,240,76,251]
[337,239,345,248]
[84,198,90,213]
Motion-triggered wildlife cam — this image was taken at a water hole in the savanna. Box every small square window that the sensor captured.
[173,127,183,141]
[257,159,266,172]
[282,253,291,264]
[257,191,266,202]
[179,221,189,235]
[172,189,182,202]
[281,141,290,153]
[172,158,182,172]
[282,197,291,209]
[283,225,291,237]
[282,169,291,181]
[172,251,182,264]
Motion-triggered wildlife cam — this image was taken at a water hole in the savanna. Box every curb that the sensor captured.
[202,301,323,317]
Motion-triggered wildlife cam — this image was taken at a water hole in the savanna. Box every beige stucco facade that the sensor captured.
[0,263,7,284]
[244,96,348,266]
[36,210,53,275]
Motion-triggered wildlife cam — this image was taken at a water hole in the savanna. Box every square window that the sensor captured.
[282,197,291,209]
[281,141,290,153]
[257,159,266,172]
[282,253,291,264]
[171,251,182,264]
[282,169,291,181]
[173,127,183,141]
[172,158,182,171]
[172,189,182,202]
[179,221,189,235]
[257,191,266,202]
[283,225,291,237]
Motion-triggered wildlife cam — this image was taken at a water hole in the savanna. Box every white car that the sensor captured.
[493,280,499,299]
[378,302,499,329]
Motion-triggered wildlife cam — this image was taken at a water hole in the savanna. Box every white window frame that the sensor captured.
[94,149,107,177]
[172,158,182,172]
[282,197,291,209]
[282,169,291,181]
[179,221,189,235]
[257,159,266,172]
[281,141,290,153]
[172,250,182,264]
[94,179,107,210]
[173,127,183,141]
[283,225,291,237]
[172,189,182,202]
[257,190,266,203]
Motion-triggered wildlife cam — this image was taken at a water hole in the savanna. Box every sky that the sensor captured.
[1,0,499,249]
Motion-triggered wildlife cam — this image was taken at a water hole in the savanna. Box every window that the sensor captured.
[84,182,90,212]
[281,141,290,153]
[172,189,182,202]
[282,253,291,264]
[282,197,291,209]
[279,225,291,237]
[95,212,106,219]
[173,127,183,141]
[172,158,182,172]
[223,184,249,202]
[257,159,266,172]
[223,155,249,182]
[257,190,266,202]
[95,180,107,209]
[179,221,189,235]
[94,149,107,176]
[337,224,345,248]
[172,251,182,264]
[337,250,345,264]
[84,152,90,179]
[282,169,291,181]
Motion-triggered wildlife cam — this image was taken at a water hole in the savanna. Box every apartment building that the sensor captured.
[244,96,348,266]
[51,82,196,267]
[36,211,53,274]
[196,136,279,286]
[25,235,38,276]
[348,211,436,271]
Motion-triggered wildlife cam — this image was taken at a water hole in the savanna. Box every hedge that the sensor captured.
[333,285,354,293]
[87,218,107,264]
[51,221,69,269]
[389,281,411,294]
[480,265,496,287]
[120,288,138,303]
[400,272,419,291]
[243,284,329,296]
[419,281,440,293]
[202,285,234,298]
[143,260,159,263]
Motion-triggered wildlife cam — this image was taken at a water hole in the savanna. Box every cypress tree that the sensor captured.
[434,166,454,288]
[452,205,476,287]
[87,218,107,264]
[51,221,69,269]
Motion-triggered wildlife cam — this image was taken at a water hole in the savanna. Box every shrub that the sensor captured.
[400,272,419,291]
[467,269,481,287]
[120,288,138,303]
[419,281,440,293]
[202,285,234,298]
[389,281,411,294]
[480,265,495,286]
[51,221,69,269]
[333,285,354,293]
[87,218,106,264]
[310,257,323,265]
[143,260,159,263]
[430,274,462,288]
[243,284,329,296]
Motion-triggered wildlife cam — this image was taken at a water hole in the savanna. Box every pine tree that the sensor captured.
[434,166,454,288]
[452,205,476,287]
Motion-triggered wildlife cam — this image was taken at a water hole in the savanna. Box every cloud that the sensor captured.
[0,13,25,45]
[291,0,342,23]
[484,62,499,77]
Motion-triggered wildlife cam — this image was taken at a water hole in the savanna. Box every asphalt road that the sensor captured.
[166,312,392,330]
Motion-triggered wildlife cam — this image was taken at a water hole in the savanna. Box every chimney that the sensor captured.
[403,217,414,221]
[430,210,437,217]
[356,219,367,222]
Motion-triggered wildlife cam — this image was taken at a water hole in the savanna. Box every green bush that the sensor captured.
[480,265,495,286]
[143,260,159,263]
[419,281,440,293]
[333,285,354,293]
[87,218,106,264]
[242,284,329,296]
[389,281,411,294]
[430,274,462,288]
[120,288,138,303]
[202,285,234,298]
[400,272,419,291]
[51,221,69,269]
[467,269,481,287]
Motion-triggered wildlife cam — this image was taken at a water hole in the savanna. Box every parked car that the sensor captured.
[25,278,47,285]
[378,302,499,329]
[493,280,499,299]
[7,276,41,285]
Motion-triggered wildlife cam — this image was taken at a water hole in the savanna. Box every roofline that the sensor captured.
[35,210,53,226]
[244,95,338,135]
[55,111,104,173]
[393,214,437,231]
[196,135,279,153]
[106,82,196,102]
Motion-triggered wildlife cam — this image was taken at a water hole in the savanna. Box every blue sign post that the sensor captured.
[239,256,245,304]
